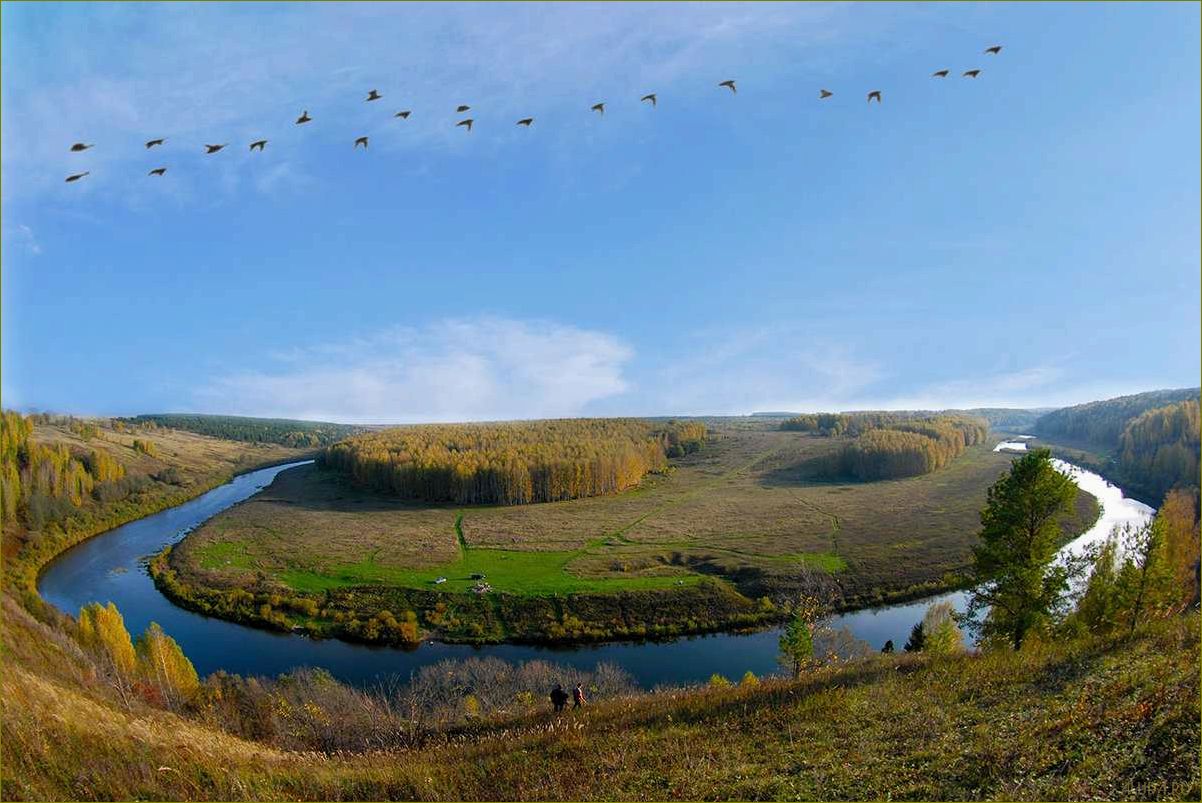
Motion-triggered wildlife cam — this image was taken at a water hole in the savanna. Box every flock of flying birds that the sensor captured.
[62,44,1003,184]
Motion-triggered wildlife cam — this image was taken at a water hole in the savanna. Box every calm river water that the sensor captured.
[38,446,1154,689]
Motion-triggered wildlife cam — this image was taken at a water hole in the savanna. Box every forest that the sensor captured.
[1117,400,1200,502]
[1,411,143,532]
[320,418,707,506]
[1033,389,1200,502]
[1033,388,1198,450]
[124,414,360,449]
[781,413,990,481]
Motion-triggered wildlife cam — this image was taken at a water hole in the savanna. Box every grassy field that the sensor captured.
[161,419,1099,642]
[2,585,1196,801]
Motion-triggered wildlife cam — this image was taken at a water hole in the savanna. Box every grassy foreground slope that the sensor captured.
[2,587,1196,801]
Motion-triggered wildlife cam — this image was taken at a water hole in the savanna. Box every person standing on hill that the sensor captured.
[551,683,568,713]
[572,683,586,709]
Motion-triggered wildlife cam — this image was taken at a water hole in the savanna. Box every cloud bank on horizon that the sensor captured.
[187,316,1170,424]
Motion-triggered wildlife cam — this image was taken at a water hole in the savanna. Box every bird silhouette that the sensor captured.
[204,144,227,154]
[365,89,382,101]
[985,45,1002,54]
[69,142,92,152]
[867,90,882,103]
[354,136,369,149]
[249,139,268,151]
[145,138,165,148]
[962,69,981,78]
[148,167,167,176]
[819,89,833,99]
[295,110,312,124]
[394,110,411,119]
[719,80,737,94]
[641,93,657,107]
[516,117,534,126]
[931,69,949,78]
[456,118,473,132]
[457,105,471,113]
[65,171,90,182]
[591,102,605,115]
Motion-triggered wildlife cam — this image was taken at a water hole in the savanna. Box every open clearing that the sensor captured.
[172,419,1100,610]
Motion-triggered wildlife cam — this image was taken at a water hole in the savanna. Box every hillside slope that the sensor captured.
[3,590,1196,801]
[1032,389,1200,503]
[1034,388,1199,450]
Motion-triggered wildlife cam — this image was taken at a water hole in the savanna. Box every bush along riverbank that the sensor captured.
[148,547,780,646]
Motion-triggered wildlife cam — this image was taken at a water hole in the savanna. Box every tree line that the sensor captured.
[781,412,989,481]
[1033,387,1198,450]
[1117,399,1200,502]
[320,418,707,506]
[1033,389,1200,502]
[0,410,147,531]
[124,414,362,449]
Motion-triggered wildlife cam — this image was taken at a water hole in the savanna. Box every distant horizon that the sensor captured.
[10,384,1198,427]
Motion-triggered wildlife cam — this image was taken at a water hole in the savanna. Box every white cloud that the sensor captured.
[196,316,632,423]
[10,223,41,255]
[644,323,887,416]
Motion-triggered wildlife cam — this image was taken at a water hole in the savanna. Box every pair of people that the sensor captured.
[551,682,585,712]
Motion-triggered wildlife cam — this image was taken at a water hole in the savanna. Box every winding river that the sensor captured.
[37,447,1154,689]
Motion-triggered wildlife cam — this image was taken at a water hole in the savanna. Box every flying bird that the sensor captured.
[204,144,226,154]
[295,110,312,124]
[145,138,165,148]
[819,89,833,99]
[963,69,981,78]
[249,139,268,151]
[931,69,949,78]
[457,104,471,113]
[394,110,411,119]
[354,136,369,149]
[516,117,534,126]
[591,102,605,115]
[985,45,1002,54]
[718,80,737,94]
[456,118,473,132]
[365,89,382,101]
[69,142,92,152]
[65,171,90,182]
[641,93,657,107]
[148,167,167,176]
[867,90,882,103]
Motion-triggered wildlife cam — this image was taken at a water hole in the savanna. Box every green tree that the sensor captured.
[903,621,925,652]
[1116,516,1176,634]
[966,448,1078,650]
[920,601,964,655]
[778,596,824,678]
[1074,534,1123,635]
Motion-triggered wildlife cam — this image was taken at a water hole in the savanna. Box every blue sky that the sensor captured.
[2,2,1198,423]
